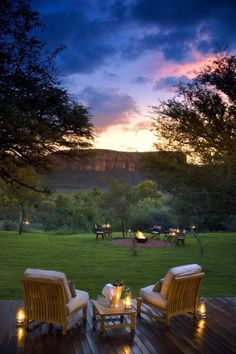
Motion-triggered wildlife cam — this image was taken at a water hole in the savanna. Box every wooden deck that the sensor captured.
[0,297,236,354]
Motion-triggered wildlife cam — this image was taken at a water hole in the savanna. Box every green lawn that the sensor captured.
[0,231,235,299]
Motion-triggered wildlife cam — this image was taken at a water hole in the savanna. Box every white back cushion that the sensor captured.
[23,268,72,303]
[160,264,202,298]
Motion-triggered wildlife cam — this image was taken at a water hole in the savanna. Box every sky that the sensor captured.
[31,0,236,152]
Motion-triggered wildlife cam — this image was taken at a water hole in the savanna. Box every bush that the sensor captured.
[0,220,18,231]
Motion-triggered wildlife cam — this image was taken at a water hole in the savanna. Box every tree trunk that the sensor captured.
[19,207,27,235]
[122,218,125,238]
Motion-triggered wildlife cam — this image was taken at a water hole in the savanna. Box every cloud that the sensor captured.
[132,76,151,84]
[129,0,236,60]
[32,1,118,74]
[80,86,139,129]
[153,75,190,91]
[31,0,236,75]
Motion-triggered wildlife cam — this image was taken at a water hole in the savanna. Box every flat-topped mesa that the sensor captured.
[49,149,186,172]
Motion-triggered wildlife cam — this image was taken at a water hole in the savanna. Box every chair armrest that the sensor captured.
[152,278,164,292]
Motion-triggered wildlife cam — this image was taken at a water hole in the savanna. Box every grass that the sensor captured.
[0,231,235,300]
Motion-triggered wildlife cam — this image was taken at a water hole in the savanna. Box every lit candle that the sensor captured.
[16,305,26,326]
[198,297,207,319]
[124,288,132,309]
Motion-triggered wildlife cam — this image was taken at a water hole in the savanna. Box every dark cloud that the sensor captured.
[139,29,196,62]
[80,87,139,128]
[153,75,190,91]
[32,1,118,74]
[132,76,151,84]
[131,0,236,28]
[130,0,236,60]
[31,0,236,74]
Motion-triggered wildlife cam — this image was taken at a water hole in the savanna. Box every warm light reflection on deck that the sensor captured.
[17,327,25,347]
[124,345,132,354]
[196,319,206,336]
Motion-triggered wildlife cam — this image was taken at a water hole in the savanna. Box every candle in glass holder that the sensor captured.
[16,305,26,326]
[124,288,132,309]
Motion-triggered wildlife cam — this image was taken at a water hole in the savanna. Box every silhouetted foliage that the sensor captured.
[0,0,93,188]
[152,52,236,165]
[150,52,236,230]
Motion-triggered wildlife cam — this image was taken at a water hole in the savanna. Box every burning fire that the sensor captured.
[136,231,146,239]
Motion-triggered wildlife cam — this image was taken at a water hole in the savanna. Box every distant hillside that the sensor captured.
[43,149,186,192]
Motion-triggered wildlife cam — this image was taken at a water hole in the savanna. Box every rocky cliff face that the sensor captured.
[50,149,186,172]
[45,149,186,192]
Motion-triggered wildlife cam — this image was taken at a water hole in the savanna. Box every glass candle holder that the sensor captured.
[16,305,26,326]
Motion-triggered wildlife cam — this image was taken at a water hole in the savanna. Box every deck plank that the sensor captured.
[0,298,235,354]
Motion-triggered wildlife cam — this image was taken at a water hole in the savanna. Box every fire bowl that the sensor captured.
[135,237,148,243]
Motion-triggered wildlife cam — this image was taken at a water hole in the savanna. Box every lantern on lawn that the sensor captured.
[16,305,26,326]
[124,288,132,309]
[198,297,207,319]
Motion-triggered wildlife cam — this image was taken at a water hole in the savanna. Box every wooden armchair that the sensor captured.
[22,268,89,335]
[150,225,162,239]
[94,224,105,240]
[137,264,204,325]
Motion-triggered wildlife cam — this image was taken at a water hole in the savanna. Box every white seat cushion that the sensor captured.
[160,264,202,298]
[23,268,72,303]
[140,285,167,309]
[66,289,89,314]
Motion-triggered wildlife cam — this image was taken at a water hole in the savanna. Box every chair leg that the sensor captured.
[193,308,198,320]
[62,323,67,335]
[137,298,142,318]
[165,315,171,326]
[83,306,87,322]
[25,316,29,330]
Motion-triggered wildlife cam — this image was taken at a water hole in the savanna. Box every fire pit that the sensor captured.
[135,231,148,243]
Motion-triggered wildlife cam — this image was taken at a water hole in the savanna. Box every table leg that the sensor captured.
[130,313,135,332]
[92,304,97,319]
[100,315,105,332]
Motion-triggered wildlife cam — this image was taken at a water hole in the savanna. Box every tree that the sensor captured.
[0,0,93,188]
[101,180,132,237]
[0,167,44,234]
[152,53,236,164]
[132,180,162,205]
[151,52,236,230]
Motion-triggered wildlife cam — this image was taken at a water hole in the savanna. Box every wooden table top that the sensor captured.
[92,299,136,316]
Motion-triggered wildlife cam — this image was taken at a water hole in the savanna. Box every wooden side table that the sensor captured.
[92,299,136,333]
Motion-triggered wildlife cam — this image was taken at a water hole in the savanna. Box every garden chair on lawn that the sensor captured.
[137,264,204,326]
[164,228,176,241]
[94,224,105,240]
[150,225,162,239]
[22,268,89,335]
[175,230,187,246]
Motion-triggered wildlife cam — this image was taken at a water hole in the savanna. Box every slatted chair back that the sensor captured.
[22,277,68,325]
[137,264,204,326]
[166,272,204,317]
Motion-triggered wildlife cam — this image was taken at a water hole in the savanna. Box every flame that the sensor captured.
[136,231,146,239]
[16,307,25,325]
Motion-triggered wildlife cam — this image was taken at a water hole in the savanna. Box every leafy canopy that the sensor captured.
[152,53,236,165]
[0,0,93,187]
